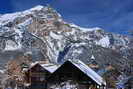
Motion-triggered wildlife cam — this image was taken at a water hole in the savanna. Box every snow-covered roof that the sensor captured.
[29,60,106,86]
[65,59,106,86]
[30,61,39,67]
[41,64,59,73]
[29,62,59,73]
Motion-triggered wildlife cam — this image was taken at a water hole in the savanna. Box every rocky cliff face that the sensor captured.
[0,5,132,77]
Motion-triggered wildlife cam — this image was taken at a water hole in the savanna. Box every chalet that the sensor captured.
[47,59,106,89]
[24,62,58,89]
[24,59,106,89]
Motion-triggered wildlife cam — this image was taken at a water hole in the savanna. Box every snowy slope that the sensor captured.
[0,5,43,25]
[0,5,131,70]
[0,5,132,88]
[96,36,110,47]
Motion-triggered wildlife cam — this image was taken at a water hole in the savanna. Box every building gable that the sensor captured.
[48,59,106,86]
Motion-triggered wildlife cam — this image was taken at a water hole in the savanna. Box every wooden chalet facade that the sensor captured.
[24,63,58,89]
[24,60,106,89]
[47,59,106,89]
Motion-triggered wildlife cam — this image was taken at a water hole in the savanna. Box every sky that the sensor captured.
[0,0,133,34]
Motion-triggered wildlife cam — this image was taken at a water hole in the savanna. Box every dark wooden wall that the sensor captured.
[24,64,51,89]
[47,61,98,88]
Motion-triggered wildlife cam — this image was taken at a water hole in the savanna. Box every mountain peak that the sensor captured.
[29,5,44,11]
[0,5,56,26]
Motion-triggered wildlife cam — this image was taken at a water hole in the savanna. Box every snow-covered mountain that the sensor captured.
[0,5,132,84]
[0,5,132,88]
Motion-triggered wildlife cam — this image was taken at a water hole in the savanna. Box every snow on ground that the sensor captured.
[4,44,21,51]
[0,5,44,25]
[91,55,95,60]
[14,27,23,38]
[74,43,87,47]
[0,12,21,25]
[4,40,21,51]
[70,23,100,32]
[0,69,5,74]
[18,18,33,27]
[50,31,62,40]
[23,5,43,15]
[96,36,110,48]
[29,5,43,11]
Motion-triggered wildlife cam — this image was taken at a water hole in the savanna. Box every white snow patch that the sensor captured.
[30,5,43,11]
[0,12,21,25]
[50,31,62,40]
[0,5,44,25]
[91,55,95,60]
[96,36,110,48]
[74,43,86,47]
[70,23,100,32]
[18,18,33,27]
[73,49,82,54]
[0,70,5,74]
[4,40,21,51]
[22,5,43,15]
[30,61,39,67]
[29,62,59,73]
[14,28,23,38]
[41,64,59,73]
